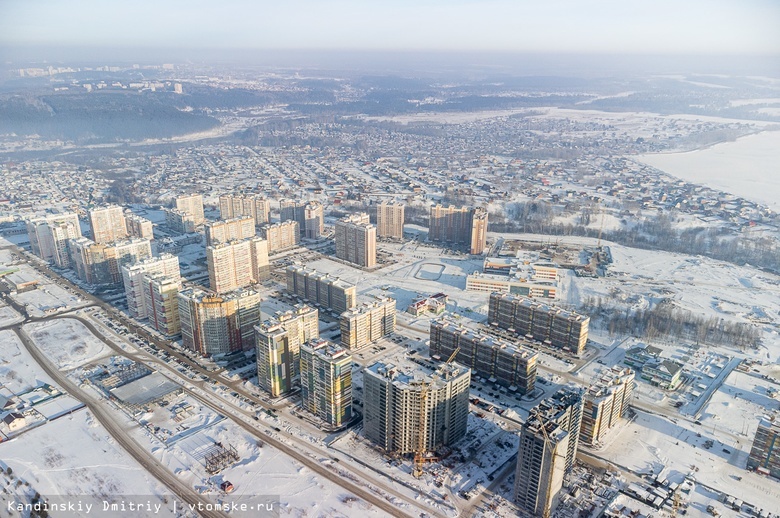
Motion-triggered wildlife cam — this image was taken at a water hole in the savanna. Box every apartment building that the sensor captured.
[300,338,352,426]
[280,199,306,239]
[144,274,181,336]
[88,205,128,244]
[121,253,180,319]
[363,361,470,454]
[428,204,487,254]
[488,292,590,356]
[164,208,198,234]
[205,216,255,246]
[304,201,324,239]
[175,193,205,225]
[124,213,154,240]
[334,212,376,268]
[747,416,780,478]
[260,220,300,252]
[285,264,357,315]
[429,318,538,394]
[218,194,271,226]
[26,212,82,268]
[178,287,260,356]
[70,237,152,285]
[339,297,396,350]
[207,237,269,293]
[580,367,635,446]
[376,201,405,240]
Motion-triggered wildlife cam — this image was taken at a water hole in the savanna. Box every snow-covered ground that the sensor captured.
[0,408,178,516]
[635,130,780,211]
[0,329,57,394]
[23,318,111,370]
[0,302,23,327]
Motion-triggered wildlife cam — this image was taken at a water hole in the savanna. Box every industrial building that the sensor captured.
[334,213,376,268]
[428,204,487,254]
[300,338,353,426]
[26,212,82,268]
[363,360,470,455]
[207,237,269,293]
[285,264,357,315]
[339,296,396,350]
[376,201,405,240]
[747,416,780,478]
[205,216,255,246]
[121,253,180,319]
[178,287,261,356]
[514,388,584,517]
[580,367,635,446]
[260,220,300,252]
[218,194,271,226]
[488,292,589,356]
[429,317,538,394]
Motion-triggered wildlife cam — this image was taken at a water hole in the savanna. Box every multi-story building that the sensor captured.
[121,253,180,319]
[580,367,635,446]
[340,297,396,350]
[144,273,181,336]
[334,213,376,268]
[300,338,352,426]
[640,358,684,389]
[26,213,82,268]
[488,292,589,356]
[376,201,405,240]
[207,238,269,293]
[164,208,198,234]
[363,361,470,454]
[747,416,780,478]
[428,204,488,254]
[218,194,271,226]
[429,318,538,394]
[285,264,357,315]
[124,213,154,240]
[255,305,319,397]
[204,216,255,246]
[280,199,306,239]
[178,287,261,356]
[175,193,204,226]
[304,201,324,239]
[514,389,584,517]
[465,273,558,299]
[260,220,300,252]
[70,237,152,285]
[88,205,128,244]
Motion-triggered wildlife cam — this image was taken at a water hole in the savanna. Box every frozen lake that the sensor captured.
[635,130,780,211]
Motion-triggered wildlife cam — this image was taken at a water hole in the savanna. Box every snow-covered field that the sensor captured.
[0,408,178,516]
[0,329,57,394]
[23,318,111,370]
[0,302,23,327]
[635,130,780,211]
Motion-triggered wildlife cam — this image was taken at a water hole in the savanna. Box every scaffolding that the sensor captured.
[204,442,240,474]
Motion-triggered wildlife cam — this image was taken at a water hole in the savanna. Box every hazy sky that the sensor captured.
[1,0,778,55]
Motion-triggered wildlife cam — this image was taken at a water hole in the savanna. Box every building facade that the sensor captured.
[580,367,635,446]
[363,361,470,454]
[339,297,396,350]
[144,274,181,336]
[300,338,352,426]
[207,237,269,293]
[175,194,205,226]
[260,220,300,252]
[205,216,255,246]
[429,318,538,394]
[164,209,198,234]
[376,201,405,239]
[26,213,82,268]
[428,204,487,254]
[178,287,261,356]
[219,194,271,226]
[488,292,589,356]
[121,253,180,319]
[70,237,152,285]
[280,199,306,239]
[124,214,154,240]
[285,264,357,315]
[304,201,324,239]
[88,205,128,244]
[747,417,780,478]
[334,213,376,268]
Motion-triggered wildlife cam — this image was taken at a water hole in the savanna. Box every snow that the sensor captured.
[23,318,111,370]
[0,302,23,326]
[0,329,57,394]
[635,130,780,211]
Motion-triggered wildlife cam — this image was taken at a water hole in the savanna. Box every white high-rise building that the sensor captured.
[207,237,269,293]
[26,213,82,267]
[175,194,205,226]
[334,213,376,268]
[376,201,405,240]
[88,205,128,244]
[121,253,180,319]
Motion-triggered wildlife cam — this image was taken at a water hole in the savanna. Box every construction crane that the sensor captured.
[413,346,461,478]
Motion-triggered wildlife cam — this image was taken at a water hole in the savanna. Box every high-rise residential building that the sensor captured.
[255,305,319,397]
[376,201,405,240]
[164,209,197,234]
[285,264,357,315]
[335,213,376,268]
[204,216,255,246]
[207,237,269,293]
[339,297,396,350]
[121,253,180,319]
[144,273,181,336]
[70,237,152,285]
[26,213,82,268]
[124,213,154,240]
[363,361,470,454]
[88,205,128,244]
[304,201,324,239]
[175,194,204,226]
[178,287,261,356]
[747,416,780,478]
[260,220,300,252]
[300,338,352,426]
[429,318,538,394]
[280,199,306,239]
[488,292,590,356]
[580,367,635,446]
[219,194,271,226]
[514,389,584,517]
[428,204,488,254]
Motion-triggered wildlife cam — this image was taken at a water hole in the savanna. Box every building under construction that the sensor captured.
[514,388,584,517]
[580,367,635,446]
[363,360,470,456]
[429,317,538,394]
[747,415,780,478]
[488,292,590,356]
[204,442,240,474]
